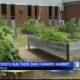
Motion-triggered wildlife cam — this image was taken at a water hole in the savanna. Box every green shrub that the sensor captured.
[36,28,70,43]
[21,19,80,43]
[0,24,22,62]
[21,19,47,35]
[63,22,79,38]
[0,15,7,25]
[21,18,36,34]
[74,33,80,40]
[64,22,78,32]
[34,23,47,34]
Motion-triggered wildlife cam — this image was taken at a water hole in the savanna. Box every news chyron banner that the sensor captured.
[0,62,80,70]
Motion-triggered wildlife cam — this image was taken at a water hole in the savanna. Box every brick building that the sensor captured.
[0,0,80,26]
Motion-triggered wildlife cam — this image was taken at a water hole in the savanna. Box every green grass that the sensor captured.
[16,27,22,33]
[16,37,28,47]
[15,27,28,47]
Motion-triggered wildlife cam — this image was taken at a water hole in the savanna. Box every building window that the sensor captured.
[49,6,52,19]
[1,4,6,17]
[48,6,53,25]
[35,6,39,19]
[28,5,32,19]
[55,7,58,19]
[10,5,15,19]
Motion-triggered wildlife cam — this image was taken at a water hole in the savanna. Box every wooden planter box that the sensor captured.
[28,35,80,61]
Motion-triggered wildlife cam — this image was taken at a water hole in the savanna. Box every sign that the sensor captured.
[0,62,78,70]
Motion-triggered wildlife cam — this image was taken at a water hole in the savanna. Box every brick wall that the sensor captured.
[1,4,80,26]
[63,4,80,21]
[0,4,57,26]
[15,5,28,26]
[39,6,49,25]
